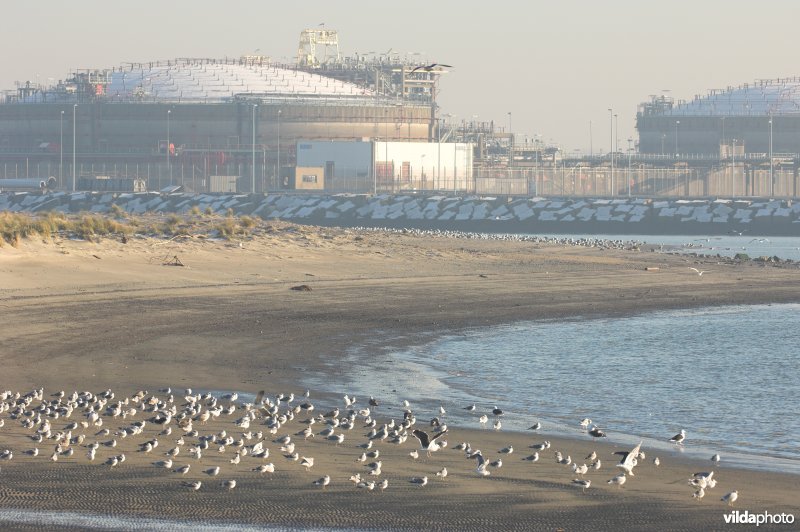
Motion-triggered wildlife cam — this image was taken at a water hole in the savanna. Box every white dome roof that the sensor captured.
[103,59,375,102]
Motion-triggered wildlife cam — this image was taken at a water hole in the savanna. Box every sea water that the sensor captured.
[332,304,800,474]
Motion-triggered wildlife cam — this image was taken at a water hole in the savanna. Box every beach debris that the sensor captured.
[290,284,312,291]
[163,255,185,267]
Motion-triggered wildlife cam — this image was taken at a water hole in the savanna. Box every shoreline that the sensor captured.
[313,304,800,477]
[2,224,799,530]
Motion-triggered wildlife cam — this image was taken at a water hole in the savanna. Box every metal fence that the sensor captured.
[2,161,798,198]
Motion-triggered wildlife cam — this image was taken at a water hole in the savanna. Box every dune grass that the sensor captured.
[0,211,263,247]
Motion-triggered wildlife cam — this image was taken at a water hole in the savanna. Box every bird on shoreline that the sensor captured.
[669,430,687,445]
[412,429,448,457]
[607,473,626,488]
[721,490,738,506]
[572,479,591,492]
[615,441,643,476]
[474,453,490,477]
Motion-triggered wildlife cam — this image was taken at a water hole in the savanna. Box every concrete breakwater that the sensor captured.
[1,191,799,236]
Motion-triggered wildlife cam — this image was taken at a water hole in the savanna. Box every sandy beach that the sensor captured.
[1,220,799,531]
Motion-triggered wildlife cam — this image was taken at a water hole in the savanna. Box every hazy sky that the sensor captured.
[3,1,798,152]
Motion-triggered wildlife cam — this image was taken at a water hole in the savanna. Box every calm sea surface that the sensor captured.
[329,304,800,474]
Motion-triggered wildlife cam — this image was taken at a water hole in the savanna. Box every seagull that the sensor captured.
[412,428,448,457]
[586,451,597,461]
[580,418,592,430]
[653,457,660,467]
[669,429,686,445]
[474,452,490,477]
[478,415,488,428]
[721,490,738,506]
[607,473,626,488]
[499,445,513,455]
[711,453,721,464]
[205,466,221,476]
[572,479,591,492]
[409,476,428,487]
[492,406,504,417]
[493,420,502,431]
[522,453,539,462]
[463,404,476,412]
[183,480,202,491]
[688,267,712,276]
[313,475,330,488]
[409,450,419,460]
[222,479,237,490]
[410,63,452,73]
[379,479,389,492]
[175,464,191,475]
[588,426,607,439]
[693,487,705,500]
[435,467,448,479]
[252,463,275,474]
[300,456,314,471]
[528,422,542,431]
[530,441,550,451]
[615,441,643,476]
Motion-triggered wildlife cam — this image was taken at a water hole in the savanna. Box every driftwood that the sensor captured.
[289,284,312,292]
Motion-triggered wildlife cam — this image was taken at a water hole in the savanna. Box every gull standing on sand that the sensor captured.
[522,452,539,462]
[478,415,488,428]
[711,454,721,464]
[607,473,626,488]
[409,476,428,487]
[572,479,591,492]
[721,490,738,506]
[313,475,330,489]
[435,467,448,479]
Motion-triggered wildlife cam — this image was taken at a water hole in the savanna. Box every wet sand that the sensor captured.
[1,223,799,530]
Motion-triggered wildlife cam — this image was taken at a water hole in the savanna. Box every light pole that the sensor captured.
[720,117,725,159]
[627,137,633,197]
[661,134,665,156]
[72,104,77,192]
[607,108,613,196]
[613,113,618,195]
[252,104,258,193]
[507,111,512,167]
[59,110,64,186]
[277,109,281,191]
[674,120,680,156]
[166,109,171,183]
[769,115,773,197]
[731,138,736,197]
[589,120,593,158]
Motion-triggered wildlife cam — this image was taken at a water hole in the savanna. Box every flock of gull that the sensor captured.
[0,387,738,507]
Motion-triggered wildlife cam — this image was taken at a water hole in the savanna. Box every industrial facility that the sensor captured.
[637,79,800,156]
[2,30,800,199]
[0,29,462,193]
